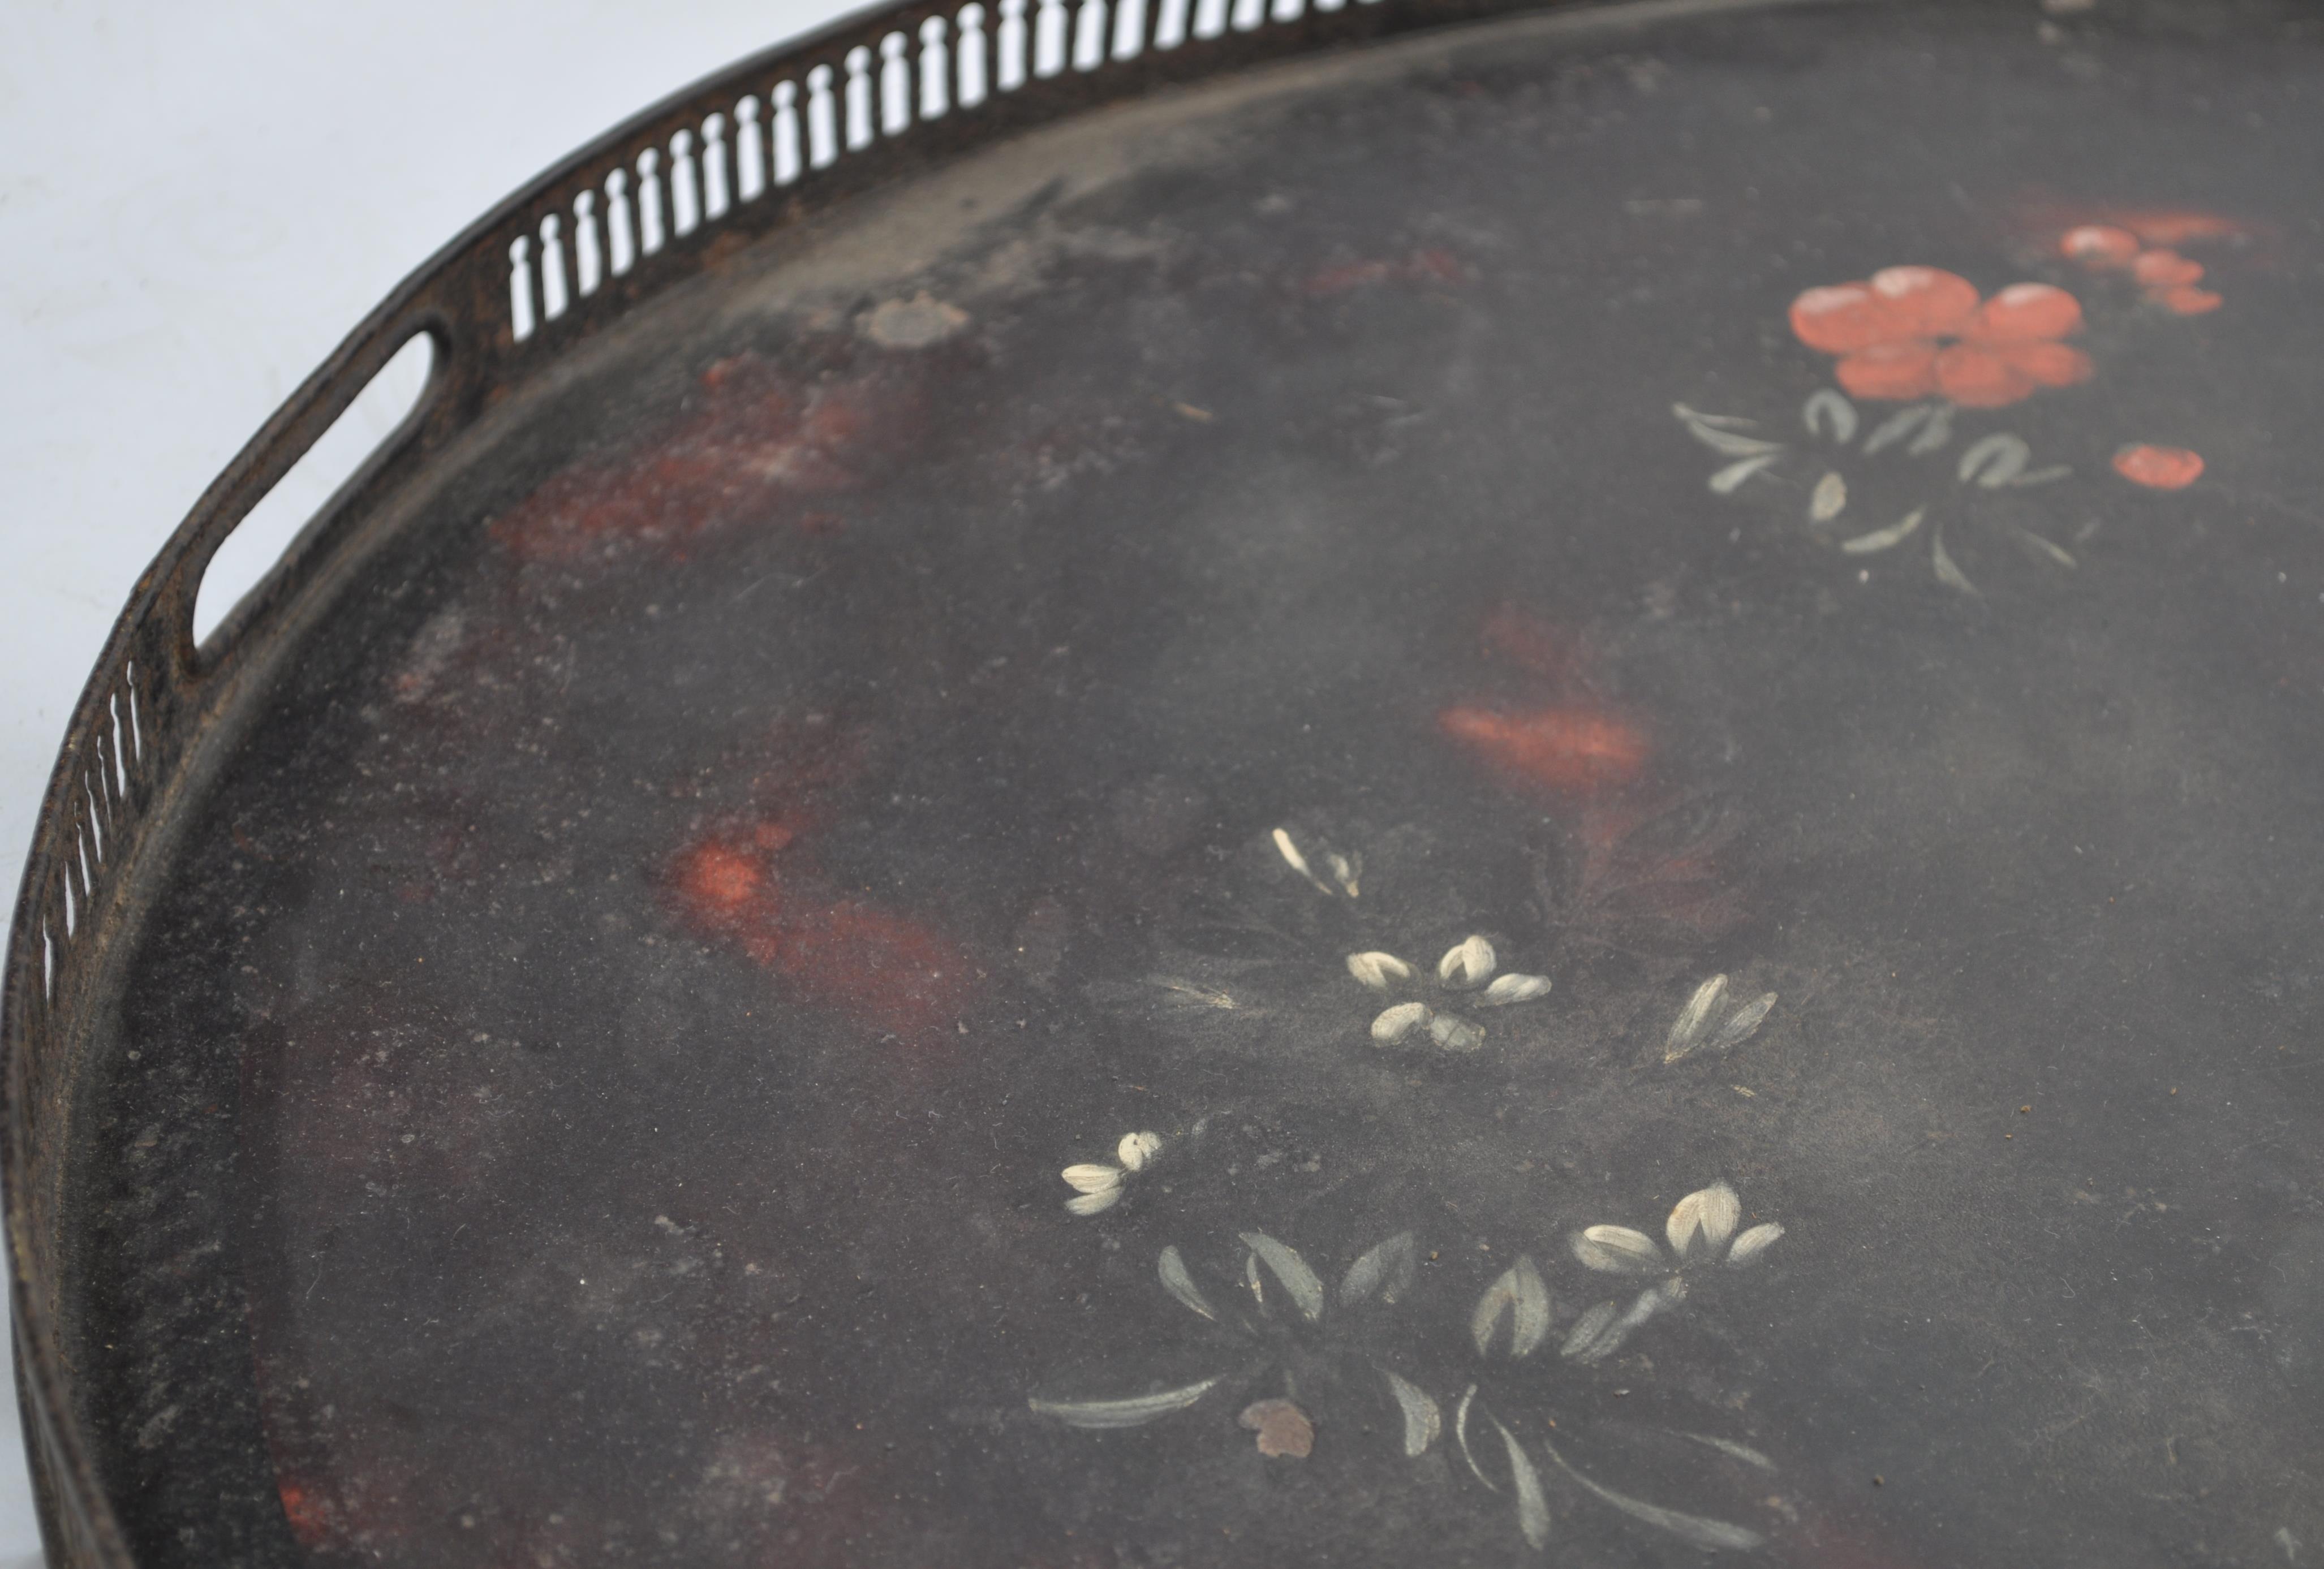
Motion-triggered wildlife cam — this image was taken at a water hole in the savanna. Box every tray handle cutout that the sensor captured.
[175,323,444,667]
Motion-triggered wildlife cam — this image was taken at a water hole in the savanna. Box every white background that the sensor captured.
[0,1,859,1555]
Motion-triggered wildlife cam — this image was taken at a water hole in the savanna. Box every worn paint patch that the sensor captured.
[861,292,971,349]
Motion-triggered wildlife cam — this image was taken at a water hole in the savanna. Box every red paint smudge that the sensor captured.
[249,991,547,1196]
[1445,610,1649,799]
[253,1425,420,1559]
[746,891,974,1035]
[1447,608,1746,939]
[2112,443,2204,490]
[1480,604,1590,686]
[1439,705,1650,795]
[670,826,974,1040]
[492,352,911,564]
[692,1431,878,1563]
[671,726,973,1039]
[674,839,767,917]
[1572,798,1748,939]
[276,1481,332,1551]
[1775,1497,1951,1569]
[1302,248,1465,297]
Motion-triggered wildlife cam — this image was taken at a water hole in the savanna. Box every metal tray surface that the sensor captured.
[12,0,2324,1564]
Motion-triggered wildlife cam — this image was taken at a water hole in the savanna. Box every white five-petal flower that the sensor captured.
[1346,934,1552,1053]
[1060,1130,1167,1216]
[1572,1180,1784,1274]
[1561,1182,1784,1361]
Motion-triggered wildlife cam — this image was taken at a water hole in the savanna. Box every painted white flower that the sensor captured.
[1346,934,1552,1053]
[1561,1182,1784,1362]
[1059,1130,1166,1217]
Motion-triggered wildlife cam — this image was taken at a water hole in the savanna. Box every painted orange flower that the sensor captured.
[1788,266,2092,408]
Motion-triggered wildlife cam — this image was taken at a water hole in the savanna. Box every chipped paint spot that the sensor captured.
[1239,1398,1315,1458]
[862,292,971,348]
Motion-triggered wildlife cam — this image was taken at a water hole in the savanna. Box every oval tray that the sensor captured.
[11,0,2324,1562]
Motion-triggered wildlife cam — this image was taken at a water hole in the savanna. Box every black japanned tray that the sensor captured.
[11,0,2324,1563]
